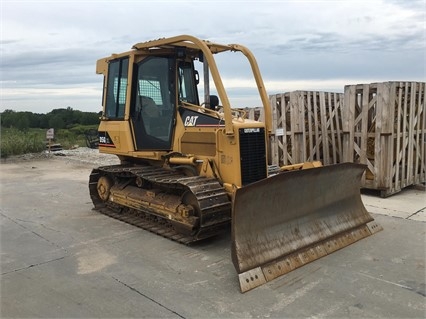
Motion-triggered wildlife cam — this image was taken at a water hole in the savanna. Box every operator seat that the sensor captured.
[141,96,159,117]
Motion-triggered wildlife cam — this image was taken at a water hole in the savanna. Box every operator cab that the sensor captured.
[104,54,202,151]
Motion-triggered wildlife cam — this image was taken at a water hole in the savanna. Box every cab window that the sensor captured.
[178,61,199,105]
[105,58,129,119]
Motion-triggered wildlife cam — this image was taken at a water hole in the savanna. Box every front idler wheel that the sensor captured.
[97,176,113,201]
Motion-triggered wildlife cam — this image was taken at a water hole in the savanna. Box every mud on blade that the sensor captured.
[231,163,382,293]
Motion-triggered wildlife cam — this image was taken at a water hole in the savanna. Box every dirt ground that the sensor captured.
[1,151,425,318]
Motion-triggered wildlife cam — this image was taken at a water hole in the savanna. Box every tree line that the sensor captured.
[1,107,101,131]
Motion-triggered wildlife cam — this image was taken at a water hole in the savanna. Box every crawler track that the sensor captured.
[89,164,231,244]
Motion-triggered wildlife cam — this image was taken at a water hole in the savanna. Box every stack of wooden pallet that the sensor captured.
[266,81,425,196]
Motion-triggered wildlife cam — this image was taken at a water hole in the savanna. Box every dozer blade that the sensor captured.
[231,163,382,293]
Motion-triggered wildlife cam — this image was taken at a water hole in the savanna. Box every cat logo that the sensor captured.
[244,128,260,133]
[184,116,199,127]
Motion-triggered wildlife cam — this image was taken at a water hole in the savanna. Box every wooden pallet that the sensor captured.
[269,91,344,166]
[343,82,425,196]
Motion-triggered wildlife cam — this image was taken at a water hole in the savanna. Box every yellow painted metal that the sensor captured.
[93,35,382,293]
[109,185,198,232]
[280,161,323,171]
[168,157,196,165]
[97,34,273,136]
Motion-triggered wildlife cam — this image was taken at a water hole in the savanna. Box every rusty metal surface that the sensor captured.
[238,267,267,293]
[231,163,381,292]
[89,165,231,243]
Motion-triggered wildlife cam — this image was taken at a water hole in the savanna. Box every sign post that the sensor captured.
[46,128,54,153]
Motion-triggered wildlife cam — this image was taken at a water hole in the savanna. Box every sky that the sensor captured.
[1,0,425,114]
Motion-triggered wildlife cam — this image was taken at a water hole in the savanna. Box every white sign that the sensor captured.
[46,128,54,139]
[275,128,284,136]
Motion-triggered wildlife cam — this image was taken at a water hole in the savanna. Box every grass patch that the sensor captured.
[0,128,45,158]
[1,125,99,158]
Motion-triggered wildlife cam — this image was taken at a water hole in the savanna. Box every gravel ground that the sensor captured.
[1,147,120,167]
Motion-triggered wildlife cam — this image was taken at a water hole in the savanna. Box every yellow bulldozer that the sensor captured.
[89,35,382,292]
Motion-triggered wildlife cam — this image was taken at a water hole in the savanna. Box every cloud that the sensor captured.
[1,48,100,86]
[1,0,424,113]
